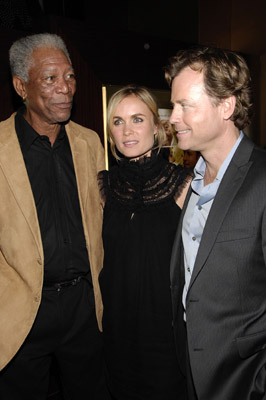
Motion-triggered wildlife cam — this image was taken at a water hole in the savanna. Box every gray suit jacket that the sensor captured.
[170,134,266,399]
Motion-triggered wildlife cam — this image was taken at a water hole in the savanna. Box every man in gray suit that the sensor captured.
[165,46,266,399]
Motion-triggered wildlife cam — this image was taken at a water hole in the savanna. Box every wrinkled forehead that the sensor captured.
[29,47,72,71]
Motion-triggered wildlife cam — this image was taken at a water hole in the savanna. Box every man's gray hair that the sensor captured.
[9,33,72,82]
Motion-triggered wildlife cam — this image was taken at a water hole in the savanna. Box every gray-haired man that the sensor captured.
[0,33,108,399]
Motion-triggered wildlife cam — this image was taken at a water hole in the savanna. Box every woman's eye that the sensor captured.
[134,117,143,123]
[113,119,122,126]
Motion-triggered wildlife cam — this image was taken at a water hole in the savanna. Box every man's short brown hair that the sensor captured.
[164,46,253,130]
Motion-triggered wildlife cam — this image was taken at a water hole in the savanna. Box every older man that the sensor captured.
[0,33,107,399]
[165,46,266,399]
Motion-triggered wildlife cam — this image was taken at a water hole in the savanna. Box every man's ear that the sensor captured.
[12,76,27,101]
[223,96,236,120]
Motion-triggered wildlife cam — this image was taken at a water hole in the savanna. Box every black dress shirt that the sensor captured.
[15,108,91,284]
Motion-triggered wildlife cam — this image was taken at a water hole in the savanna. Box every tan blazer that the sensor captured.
[0,113,105,370]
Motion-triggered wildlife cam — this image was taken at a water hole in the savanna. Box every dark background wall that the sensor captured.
[0,0,199,145]
[0,0,266,146]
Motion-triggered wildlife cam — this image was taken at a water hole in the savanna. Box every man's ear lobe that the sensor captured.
[12,76,27,100]
[223,96,236,120]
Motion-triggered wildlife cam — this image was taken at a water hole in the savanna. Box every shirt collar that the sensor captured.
[15,107,66,154]
[191,131,244,205]
[193,131,244,183]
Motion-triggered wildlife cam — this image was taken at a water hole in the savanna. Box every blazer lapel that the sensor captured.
[0,117,43,256]
[170,185,192,284]
[188,135,254,291]
[65,122,88,214]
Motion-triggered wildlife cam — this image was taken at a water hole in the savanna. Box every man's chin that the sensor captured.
[56,112,72,123]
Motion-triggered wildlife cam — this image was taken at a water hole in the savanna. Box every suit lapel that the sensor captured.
[0,115,43,256]
[65,122,88,214]
[188,135,254,291]
[170,185,192,284]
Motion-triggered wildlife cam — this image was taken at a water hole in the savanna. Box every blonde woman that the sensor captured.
[98,85,191,400]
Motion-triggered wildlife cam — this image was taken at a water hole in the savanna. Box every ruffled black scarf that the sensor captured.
[98,152,191,211]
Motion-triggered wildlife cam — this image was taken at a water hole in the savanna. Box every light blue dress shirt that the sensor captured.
[182,131,244,311]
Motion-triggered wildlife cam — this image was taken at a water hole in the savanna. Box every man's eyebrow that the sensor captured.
[42,66,75,71]
[171,98,188,104]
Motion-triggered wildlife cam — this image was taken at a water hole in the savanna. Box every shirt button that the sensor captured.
[192,236,196,241]
[198,205,202,210]
[187,267,191,272]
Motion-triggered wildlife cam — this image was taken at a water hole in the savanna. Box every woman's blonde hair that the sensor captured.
[107,84,166,160]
